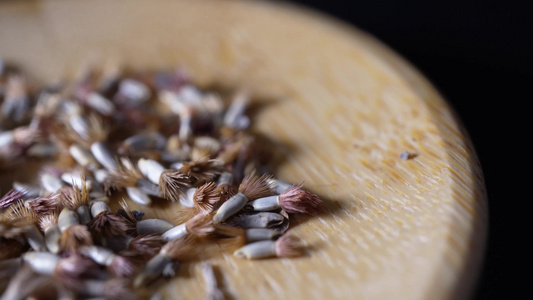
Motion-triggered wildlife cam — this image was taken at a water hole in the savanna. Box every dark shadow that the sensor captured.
[175,261,195,279]
[0,158,53,194]
[246,130,300,177]
[279,189,352,259]
[148,196,173,211]
[303,238,328,254]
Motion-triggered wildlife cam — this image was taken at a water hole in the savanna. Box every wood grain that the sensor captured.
[0,0,487,299]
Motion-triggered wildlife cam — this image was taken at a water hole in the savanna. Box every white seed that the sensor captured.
[40,173,65,193]
[217,172,233,186]
[223,90,249,128]
[90,141,118,171]
[213,193,248,223]
[118,79,151,104]
[60,100,83,116]
[44,224,61,254]
[178,111,192,142]
[90,201,110,218]
[244,228,282,243]
[137,219,175,235]
[179,187,196,208]
[69,144,99,170]
[246,195,280,212]
[137,158,165,185]
[170,161,184,170]
[178,85,203,104]
[201,262,224,300]
[69,114,90,140]
[13,181,42,198]
[94,169,109,184]
[159,84,203,115]
[134,253,171,288]
[22,252,60,275]
[25,224,47,252]
[267,178,293,194]
[79,245,116,266]
[126,186,152,206]
[137,178,162,197]
[233,240,276,259]
[161,223,187,242]
[61,172,93,191]
[159,90,184,115]
[58,208,80,232]
[60,172,78,186]
[86,92,115,116]
[26,142,58,158]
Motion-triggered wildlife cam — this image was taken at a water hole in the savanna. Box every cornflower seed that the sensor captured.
[0,60,324,299]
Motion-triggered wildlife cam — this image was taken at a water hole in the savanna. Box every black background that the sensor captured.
[283,0,530,299]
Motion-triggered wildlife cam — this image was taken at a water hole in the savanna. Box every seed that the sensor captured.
[233,233,303,259]
[213,193,248,223]
[90,141,118,171]
[40,172,65,193]
[0,60,324,299]
[226,212,285,229]
[22,251,60,275]
[57,207,80,232]
[86,92,115,116]
[126,186,152,206]
[69,144,99,170]
[136,218,175,235]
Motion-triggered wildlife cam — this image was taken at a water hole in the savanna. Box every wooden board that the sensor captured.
[0,0,488,299]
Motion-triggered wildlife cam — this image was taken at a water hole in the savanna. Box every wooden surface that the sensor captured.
[0,0,488,299]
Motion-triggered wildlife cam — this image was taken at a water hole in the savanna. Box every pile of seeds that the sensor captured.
[0,58,323,299]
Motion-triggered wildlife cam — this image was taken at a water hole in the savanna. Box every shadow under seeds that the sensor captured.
[293,202,343,255]
[278,193,346,256]
[287,188,346,227]
[148,196,174,210]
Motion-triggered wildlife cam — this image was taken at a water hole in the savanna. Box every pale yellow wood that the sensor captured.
[0,1,487,299]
